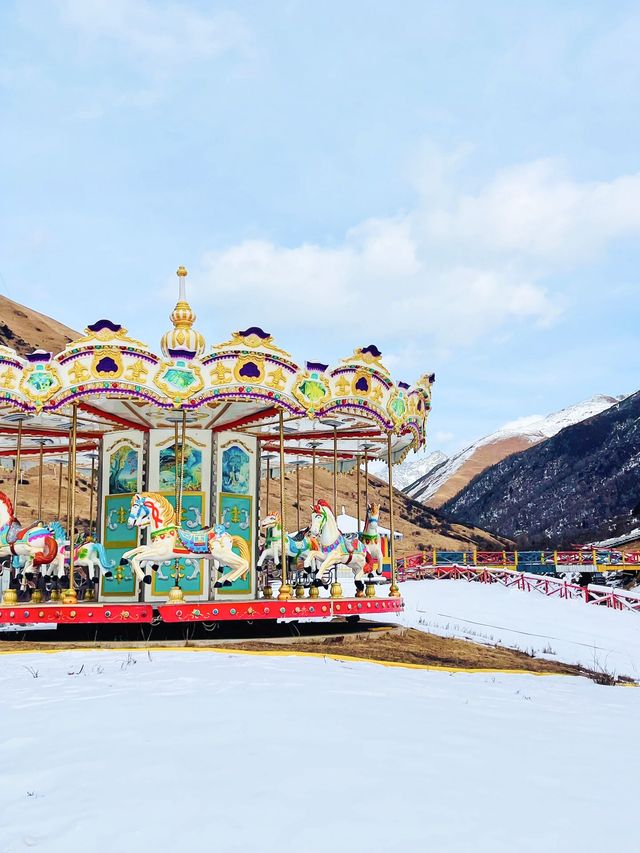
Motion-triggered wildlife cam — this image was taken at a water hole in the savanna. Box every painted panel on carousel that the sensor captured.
[109,444,140,494]
[221,443,250,494]
[158,442,203,491]
[215,433,257,598]
[150,492,204,597]
[101,493,138,597]
[216,493,253,595]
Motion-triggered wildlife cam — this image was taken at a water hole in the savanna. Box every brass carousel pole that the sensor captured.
[332,425,338,515]
[356,452,361,533]
[56,460,63,520]
[277,411,291,600]
[178,410,187,524]
[174,420,180,515]
[364,447,369,511]
[265,455,271,516]
[12,416,24,511]
[387,431,400,597]
[63,403,78,604]
[36,441,44,520]
[311,444,316,503]
[295,458,301,531]
[88,453,96,538]
[168,413,186,603]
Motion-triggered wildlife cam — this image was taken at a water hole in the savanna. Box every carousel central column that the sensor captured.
[387,431,400,598]
[63,403,79,605]
[277,411,292,600]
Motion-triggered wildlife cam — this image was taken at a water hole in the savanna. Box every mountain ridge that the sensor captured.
[441,392,640,547]
[396,394,623,507]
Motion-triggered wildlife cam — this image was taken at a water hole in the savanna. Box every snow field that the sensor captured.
[0,647,638,853]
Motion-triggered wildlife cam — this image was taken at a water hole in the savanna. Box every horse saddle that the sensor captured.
[176,527,210,555]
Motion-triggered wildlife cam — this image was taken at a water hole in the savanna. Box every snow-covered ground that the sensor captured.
[1,578,639,852]
[382,579,640,679]
[0,647,638,853]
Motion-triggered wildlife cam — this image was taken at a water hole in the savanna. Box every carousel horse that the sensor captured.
[304,499,375,591]
[124,492,250,588]
[257,512,320,570]
[46,522,116,583]
[346,502,383,573]
[0,492,58,581]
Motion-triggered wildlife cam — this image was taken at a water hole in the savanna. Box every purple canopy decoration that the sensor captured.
[87,319,123,334]
[26,350,52,363]
[238,327,270,340]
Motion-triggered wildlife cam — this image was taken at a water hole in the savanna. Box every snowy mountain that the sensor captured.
[396,395,623,507]
[442,391,640,547]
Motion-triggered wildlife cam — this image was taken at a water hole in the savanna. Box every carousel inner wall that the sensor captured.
[99,428,258,603]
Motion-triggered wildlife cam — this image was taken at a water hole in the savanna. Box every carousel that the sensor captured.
[0,268,434,627]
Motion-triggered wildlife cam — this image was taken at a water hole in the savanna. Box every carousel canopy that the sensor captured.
[0,269,434,466]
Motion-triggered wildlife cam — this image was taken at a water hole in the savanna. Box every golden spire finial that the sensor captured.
[160,265,205,358]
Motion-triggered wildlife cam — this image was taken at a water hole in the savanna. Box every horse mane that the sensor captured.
[314,499,334,515]
[138,491,176,525]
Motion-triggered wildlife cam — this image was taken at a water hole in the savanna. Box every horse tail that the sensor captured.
[230,535,250,566]
[95,542,116,568]
[32,536,59,568]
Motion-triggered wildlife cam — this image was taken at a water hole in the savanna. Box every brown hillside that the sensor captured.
[0,294,77,355]
[428,436,537,507]
[262,465,509,556]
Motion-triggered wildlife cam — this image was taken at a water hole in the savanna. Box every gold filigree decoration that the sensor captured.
[233,354,265,384]
[292,371,330,410]
[351,369,372,398]
[210,362,232,384]
[125,359,149,382]
[153,361,204,402]
[370,383,384,404]
[213,330,291,358]
[0,367,17,389]
[91,349,123,379]
[341,347,390,376]
[19,364,62,405]
[68,361,90,383]
[334,376,350,396]
[71,326,149,349]
[266,367,287,391]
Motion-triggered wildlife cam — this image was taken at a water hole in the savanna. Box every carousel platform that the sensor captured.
[0,595,403,626]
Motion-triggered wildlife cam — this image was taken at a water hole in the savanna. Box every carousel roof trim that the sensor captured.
[0,268,435,455]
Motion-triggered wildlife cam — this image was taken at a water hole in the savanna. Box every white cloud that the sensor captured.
[54,0,249,68]
[191,151,640,354]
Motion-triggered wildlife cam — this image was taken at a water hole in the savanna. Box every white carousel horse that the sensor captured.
[257,512,320,570]
[124,492,251,588]
[0,491,58,579]
[46,522,116,582]
[304,499,375,591]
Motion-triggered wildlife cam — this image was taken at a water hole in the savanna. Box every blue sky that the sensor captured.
[1,0,639,455]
